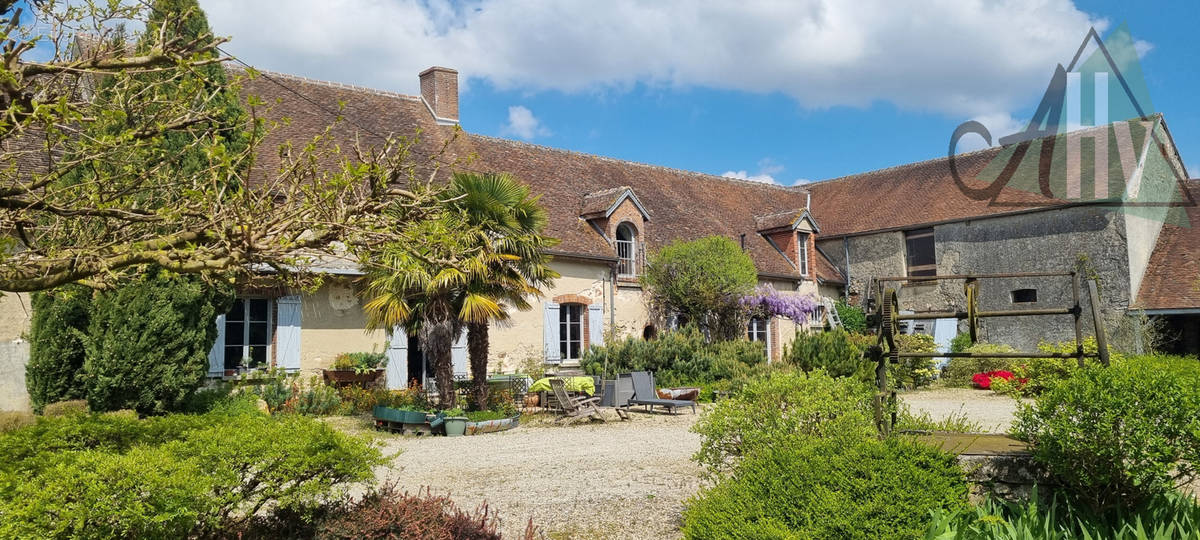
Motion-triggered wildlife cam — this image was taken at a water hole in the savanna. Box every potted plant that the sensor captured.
[322,352,386,387]
[442,408,468,437]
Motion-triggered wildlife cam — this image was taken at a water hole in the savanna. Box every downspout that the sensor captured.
[843,237,851,302]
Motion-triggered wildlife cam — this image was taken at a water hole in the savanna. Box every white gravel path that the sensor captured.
[900,387,1021,433]
[364,411,705,539]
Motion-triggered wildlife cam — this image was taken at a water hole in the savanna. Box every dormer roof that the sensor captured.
[580,186,651,221]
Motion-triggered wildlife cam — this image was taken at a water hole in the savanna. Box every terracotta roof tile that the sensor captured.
[806,121,1150,237]
[242,75,813,279]
[1135,180,1200,310]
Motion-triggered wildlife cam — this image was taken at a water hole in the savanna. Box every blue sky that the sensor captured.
[201,0,1199,186]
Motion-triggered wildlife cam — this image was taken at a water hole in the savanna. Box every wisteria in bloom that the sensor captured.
[739,286,819,323]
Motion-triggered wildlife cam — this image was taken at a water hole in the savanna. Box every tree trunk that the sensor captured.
[424,320,456,409]
[468,321,490,411]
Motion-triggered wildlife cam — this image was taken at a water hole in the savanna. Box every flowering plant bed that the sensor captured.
[971,370,1026,389]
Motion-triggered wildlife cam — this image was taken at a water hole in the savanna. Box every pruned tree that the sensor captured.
[0,0,446,292]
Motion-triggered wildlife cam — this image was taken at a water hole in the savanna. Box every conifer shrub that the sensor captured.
[26,285,92,413]
[83,268,234,414]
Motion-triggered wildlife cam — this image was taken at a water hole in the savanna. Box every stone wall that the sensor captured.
[818,205,1131,349]
[0,340,30,412]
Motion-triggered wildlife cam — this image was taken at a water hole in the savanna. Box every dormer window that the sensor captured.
[616,222,638,277]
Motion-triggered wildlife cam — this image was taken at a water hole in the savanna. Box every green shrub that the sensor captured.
[26,285,91,413]
[691,370,874,475]
[781,328,868,379]
[942,343,1023,386]
[834,299,867,332]
[580,325,765,387]
[330,351,386,372]
[42,399,89,417]
[950,332,973,353]
[892,333,939,389]
[925,488,1200,539]
[1012,358,1200,512]
[683,435,969,539]
[83,269,234,414]
[0,397,380,538]
[640,236,759,340]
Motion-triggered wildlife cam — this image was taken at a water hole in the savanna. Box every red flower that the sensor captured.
[971,370,1015,389]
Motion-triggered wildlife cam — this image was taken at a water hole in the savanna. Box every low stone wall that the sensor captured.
[0,340,31,412]
[916,432,1050,503]
[959,452,1052,503]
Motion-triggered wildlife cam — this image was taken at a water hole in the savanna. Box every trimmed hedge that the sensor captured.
[0,396,381,538]
[683,435,969,539]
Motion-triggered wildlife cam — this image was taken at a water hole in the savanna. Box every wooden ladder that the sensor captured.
[822,297,842,329]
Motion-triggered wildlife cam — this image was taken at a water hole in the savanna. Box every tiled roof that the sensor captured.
[1135,180,1200,310]
[755,209,805,232]
[458,134,812,276]
[805,121,1150,237]
[241,73,814,279]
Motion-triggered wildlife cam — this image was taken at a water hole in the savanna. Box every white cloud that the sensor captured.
[722,158,787,184]
[201,0,1114,119]
[952,112,1030,153]
[722,170,777,184]
[501,105,550,139]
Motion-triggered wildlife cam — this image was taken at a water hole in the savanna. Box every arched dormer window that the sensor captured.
[616,222,638,277]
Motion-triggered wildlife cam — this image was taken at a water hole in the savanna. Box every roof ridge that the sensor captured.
[232,66,423,103]
[806,119,1159,189]
[466,133,810,194]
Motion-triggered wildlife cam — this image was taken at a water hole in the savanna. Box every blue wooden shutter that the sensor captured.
[588,303,604,347]
[207,314,226,377]
[451,331,468,377]
[276,295,302,372]
[385,326,408,390]
[544,302,561,363]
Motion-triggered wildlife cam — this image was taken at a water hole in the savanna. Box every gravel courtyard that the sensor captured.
[368,411,705,539]
[901,387,1021,433]
[335,388,1019,539]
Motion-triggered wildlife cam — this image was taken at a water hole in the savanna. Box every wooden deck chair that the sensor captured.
[549,378,605,425]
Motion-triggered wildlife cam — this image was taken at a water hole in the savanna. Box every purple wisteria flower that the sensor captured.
[739,286,818,323]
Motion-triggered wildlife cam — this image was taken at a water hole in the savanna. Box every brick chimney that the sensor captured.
[419,66,459,125]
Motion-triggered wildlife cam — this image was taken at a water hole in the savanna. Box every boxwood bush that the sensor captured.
[0,396,381,538]
[683,435,969,539]
[1013,357,1200,513]
[691,370,875,475]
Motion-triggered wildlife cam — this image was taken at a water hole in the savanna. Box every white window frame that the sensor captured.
[224,297,274,371]
[797,233,809,276]
[747,316,770,358]
[616,223,638,277]
[559,303,584,361]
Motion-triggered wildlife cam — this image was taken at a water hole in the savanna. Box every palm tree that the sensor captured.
[362,172,557,409]
[447,172,558,411]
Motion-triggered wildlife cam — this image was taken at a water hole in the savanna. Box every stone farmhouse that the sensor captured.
[1,66,1196,406]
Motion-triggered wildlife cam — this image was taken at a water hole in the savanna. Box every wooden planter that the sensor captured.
[322,369,383,387]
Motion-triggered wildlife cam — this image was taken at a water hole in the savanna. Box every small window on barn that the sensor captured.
[904,228,936,277]
[1011,288,1038,303]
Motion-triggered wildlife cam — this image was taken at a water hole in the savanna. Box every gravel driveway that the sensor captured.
[900,387,1021,433]
[367,411,704,539]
